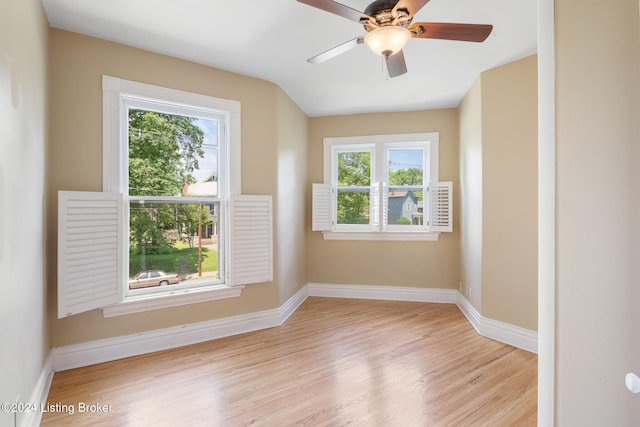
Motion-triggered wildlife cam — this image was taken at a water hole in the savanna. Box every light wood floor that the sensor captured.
[41,298,537,426]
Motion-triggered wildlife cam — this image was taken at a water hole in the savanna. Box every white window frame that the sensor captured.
[121,97,228,299]
[314,133,451,241]
[57,76,272,319]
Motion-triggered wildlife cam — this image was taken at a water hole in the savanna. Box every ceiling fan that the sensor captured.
[298,0,493,78]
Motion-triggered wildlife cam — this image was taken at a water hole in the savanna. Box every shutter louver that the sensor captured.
[312,183,333,231]
[429,181,453,232]
[371,182,381,230]
[230,195,273,286]
[58,191,123,318]
[382,182,388,230]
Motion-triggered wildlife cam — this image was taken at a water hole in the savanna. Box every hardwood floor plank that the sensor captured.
[41,298,537,426]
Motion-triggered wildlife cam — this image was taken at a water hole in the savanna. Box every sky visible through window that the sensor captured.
[388,149,423,173]
[193,118,218,182]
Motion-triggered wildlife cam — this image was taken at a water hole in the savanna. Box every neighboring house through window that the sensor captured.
[57,76,273,318]
[389,191,421,225]
[312,133,452,241]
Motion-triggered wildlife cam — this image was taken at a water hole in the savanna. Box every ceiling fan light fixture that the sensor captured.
[364,26,411,56]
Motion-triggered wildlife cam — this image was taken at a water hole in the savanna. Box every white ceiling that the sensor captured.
[41,0,537,117]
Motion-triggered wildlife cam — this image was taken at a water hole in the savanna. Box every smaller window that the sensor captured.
[312,133,452,241]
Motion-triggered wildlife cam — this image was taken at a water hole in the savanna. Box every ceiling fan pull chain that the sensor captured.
[382,54,387,80]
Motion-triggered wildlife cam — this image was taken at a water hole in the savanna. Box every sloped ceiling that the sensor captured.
[41,0,537,117]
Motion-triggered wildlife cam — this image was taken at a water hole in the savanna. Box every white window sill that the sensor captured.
[102,285,244,318]
[321,231,441,241]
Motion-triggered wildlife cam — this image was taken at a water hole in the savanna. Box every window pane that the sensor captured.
[129,202,221,290]
[337,189,370,225]
[388,149,424,226]
[128,109,218,197]
[388,149,423,185]
[338,151,370,186]
[185,118,219,197]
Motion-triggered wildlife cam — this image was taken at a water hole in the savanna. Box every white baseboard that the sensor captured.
[308,282,458,303]
[51,283,536,375]
[279,285,309,321]
[456,293,538,354]
[308,282,537,354]
[18,351,54,427]
[52,286,309,372]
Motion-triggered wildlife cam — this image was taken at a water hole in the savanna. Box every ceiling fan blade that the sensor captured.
[307,36,364,64]
[385,50,408,78]
[409,22,493,42]
[392,0,431,18]
[297,0,372,23]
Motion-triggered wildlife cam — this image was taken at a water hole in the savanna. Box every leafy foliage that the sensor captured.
[389,166,424,201]
[337,191,370,224]
[129,205,175,257]
[128,110,204,196]
[177,204,211,248]
[338,151,370,186]
[337,152,371,224]
[389,167,423,186]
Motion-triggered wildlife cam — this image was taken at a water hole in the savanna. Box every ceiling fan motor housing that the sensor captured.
[362,0,412,32]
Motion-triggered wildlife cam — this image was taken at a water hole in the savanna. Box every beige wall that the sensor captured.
[8,0,640,422]
[306,110,459,289]
[47,29,307,346]
[555,0,640,424]
[458,77,483,309]
[481,55,538,330]
[275,89,309,303]
[457,55,538,331]
[0,0,49,423]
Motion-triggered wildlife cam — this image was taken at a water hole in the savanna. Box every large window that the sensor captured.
[57,76,272,318]
[312,133,452,241]
[124,102,224,297]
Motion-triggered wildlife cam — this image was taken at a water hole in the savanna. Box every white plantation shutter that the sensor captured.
[429,181,453,232]
[381,182,388,230]
[229,195,273,286]
[371,182,381,230]
[58,191,123,318]
[312,183,333,231]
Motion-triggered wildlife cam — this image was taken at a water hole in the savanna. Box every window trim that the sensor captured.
[102,285,243,318]
[319,133,444,241]
[101,76,243,314]
[57,78,272,319]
